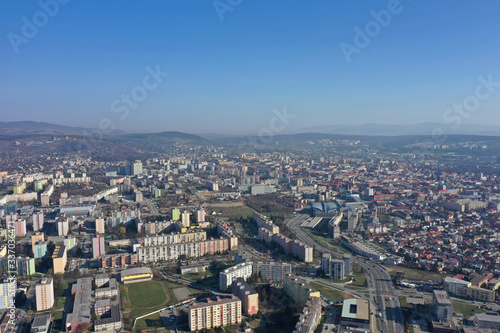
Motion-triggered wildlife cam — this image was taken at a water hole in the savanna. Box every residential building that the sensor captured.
[188,296,242,331]
[31,233,45,253]
[232,278,258,315]
[33,241,47,259]
[32,212,44,231]
[283,274,320,307]
[467,286,495,302]
[0,280,14,310]
[432,290,453,323]
[181,211,190,228]
[136,237,230,263]
[93,235,106,259]
[94,305,122,331]
[321,253,346,280]
[443,277,471,298]
[99,253,137,269]
[141,231,207,246]
[95,274,109,288]
[95,218,105,234]
[94,299,112,316]
[14,219,27,237]
[252,261,292,281]
[196,209,205,222]
[52,245,67,274]
[219,262,253,291]
[293,297,322,333]
[57,219,69,237]
[35,278,54,311]
[95,278,118,299]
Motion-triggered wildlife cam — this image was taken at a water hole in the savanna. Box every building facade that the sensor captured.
[35,278,54,311]
[188,297,242,331]
[219,262,253,291]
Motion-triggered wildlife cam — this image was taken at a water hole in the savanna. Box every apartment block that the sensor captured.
[467,285,495,302]
[283,274,320,307]
[219,262,253,291]
[52,245,67,275]
[321,253,346,280]
[232,278,259,315]
[141,231,207,247]
[136,237,230,264]
[99,253,137,269]
[252,261,292,281]
[188,296,242,331]
[95,218,105,234]
[293,297,322,333]
[93,235,106,259]
[443,277,470,298]
[35,278,54,311]
[432,290,453,323]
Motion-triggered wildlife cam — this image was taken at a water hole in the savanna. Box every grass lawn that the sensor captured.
[452,301,486,318]
[56,297,66,309]
[302,227,338,251]
[384,265,445,282]
[54,310,64,321]
[178,269,215,283]
[134,312,164,331]
[126,281,167,308]
[215,203,255,218]
[309,282,351,303]
[188,287,206,296]
[121,280,178,325]
[345,273,367,289]
[63,279,77,291]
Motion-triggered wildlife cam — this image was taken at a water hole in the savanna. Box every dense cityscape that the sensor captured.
[0,129,499,333]
[2,2,500,333]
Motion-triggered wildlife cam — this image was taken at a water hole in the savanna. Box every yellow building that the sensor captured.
[13,183,26,194]
[120,267,153,284]
[52,245,67,275]
[467,285,495,302]
[31,232,45,253]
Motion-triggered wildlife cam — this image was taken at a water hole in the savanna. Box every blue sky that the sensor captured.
[1,0,499,134]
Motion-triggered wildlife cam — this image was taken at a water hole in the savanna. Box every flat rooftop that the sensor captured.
[433,290,452,305]
[341,298,369,321]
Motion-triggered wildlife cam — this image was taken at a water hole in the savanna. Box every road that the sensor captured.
[287,214,404,333]
[144,198,160,216]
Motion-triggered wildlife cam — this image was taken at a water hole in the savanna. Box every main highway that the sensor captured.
[287,214,404,333]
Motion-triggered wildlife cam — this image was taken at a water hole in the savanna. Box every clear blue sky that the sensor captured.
[1,0,499,134]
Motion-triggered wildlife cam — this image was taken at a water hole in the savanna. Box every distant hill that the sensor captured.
[113,131,209,147]
[293,122,500,136]
[0,121,125,135]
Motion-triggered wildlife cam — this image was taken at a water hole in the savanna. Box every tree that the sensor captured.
[53,277,65,298]
[80,322,92,332]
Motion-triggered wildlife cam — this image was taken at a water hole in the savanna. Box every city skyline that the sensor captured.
[1,1,500,135]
